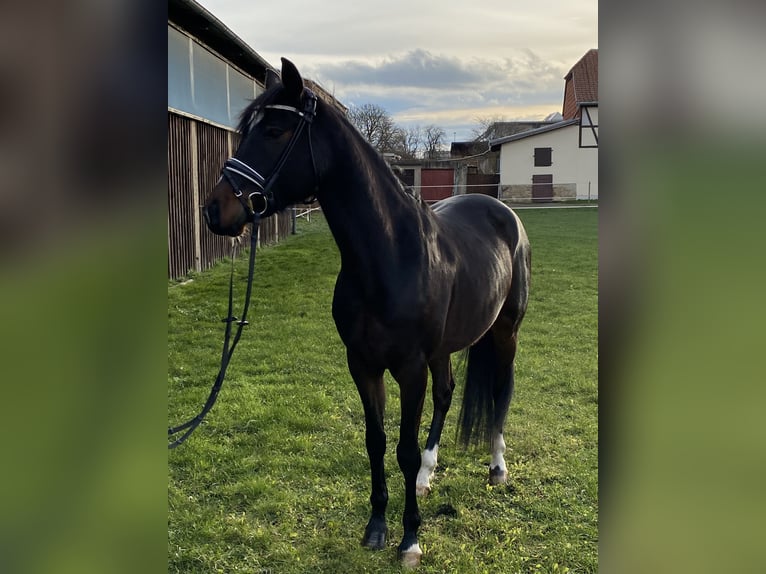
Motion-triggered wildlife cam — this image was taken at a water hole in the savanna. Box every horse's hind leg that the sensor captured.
[489,242,529,485]
[488,331,518,485]
[416,355,455,496]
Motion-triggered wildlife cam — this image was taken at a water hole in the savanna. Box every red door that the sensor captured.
[420,168,454,202]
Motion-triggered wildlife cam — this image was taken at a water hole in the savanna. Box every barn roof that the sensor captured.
[169,0,273,83]
[169,0,346,113]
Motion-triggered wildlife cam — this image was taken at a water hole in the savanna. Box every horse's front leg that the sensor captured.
[347,350,389,550]
[392,358,428,568]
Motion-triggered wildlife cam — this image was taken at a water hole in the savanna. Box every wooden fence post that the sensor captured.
[189,122,202,272]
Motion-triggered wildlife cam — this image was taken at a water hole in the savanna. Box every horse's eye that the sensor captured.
[264,126,284,139]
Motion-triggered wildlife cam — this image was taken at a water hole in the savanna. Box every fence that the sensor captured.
[168,111,291,280]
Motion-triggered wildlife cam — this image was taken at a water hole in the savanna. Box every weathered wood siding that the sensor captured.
[168,111,291,280]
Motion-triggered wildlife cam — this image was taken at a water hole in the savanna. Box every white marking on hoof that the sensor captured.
[489,433,508,485]
[416,445,438,497]
[400,542,423,568]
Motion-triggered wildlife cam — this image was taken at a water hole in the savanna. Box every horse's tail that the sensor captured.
[457,331,497,448]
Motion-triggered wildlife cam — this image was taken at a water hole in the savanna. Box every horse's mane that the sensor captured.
[319,99,420,201]
[236,84,419,202]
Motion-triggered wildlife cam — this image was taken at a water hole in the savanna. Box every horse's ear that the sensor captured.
[281,58,304,99]
[265,68,280,90]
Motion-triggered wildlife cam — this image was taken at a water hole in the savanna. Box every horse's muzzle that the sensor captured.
[203,198,243,237]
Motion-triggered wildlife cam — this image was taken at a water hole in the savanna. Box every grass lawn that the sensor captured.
[168,207,597,573]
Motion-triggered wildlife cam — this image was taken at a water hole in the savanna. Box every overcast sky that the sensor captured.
[196,0,597,142]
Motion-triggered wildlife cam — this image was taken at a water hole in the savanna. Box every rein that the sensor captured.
[168,88,319,449]
[168,214,260,449]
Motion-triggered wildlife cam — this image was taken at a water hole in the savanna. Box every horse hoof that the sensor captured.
[399,544,423,568]
[489,467,508,485]
[415,483,431,497]
[362,520,388,550]
[362,531,387,550]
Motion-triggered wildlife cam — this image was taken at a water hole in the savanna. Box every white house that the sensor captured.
[490,49,598,202]
[490,118,598,201]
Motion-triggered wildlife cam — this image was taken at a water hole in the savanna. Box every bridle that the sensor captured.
[220,88,319,218]
[168,87,319,449]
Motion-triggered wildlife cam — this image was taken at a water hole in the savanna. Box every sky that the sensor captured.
[196,0,597,142]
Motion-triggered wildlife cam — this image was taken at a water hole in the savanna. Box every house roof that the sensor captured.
[474,120,560,142]
[450,141,491,157]
[488,119,579,150]
[565,48,598,105]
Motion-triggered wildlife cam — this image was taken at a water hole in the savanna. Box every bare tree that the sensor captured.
[394,125,422,159]
[348,104,450,161]
[423,124,446,159]
[348,103,401,153]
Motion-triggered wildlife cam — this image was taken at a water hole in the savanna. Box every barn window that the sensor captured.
[534,147,552,166]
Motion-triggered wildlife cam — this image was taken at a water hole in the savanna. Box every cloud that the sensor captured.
[310,49,563,95]
[315,50,492,89]
[194,0,596,141]
[298,49,567,138]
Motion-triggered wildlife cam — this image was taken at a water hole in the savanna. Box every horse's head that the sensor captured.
[203,58,320,236]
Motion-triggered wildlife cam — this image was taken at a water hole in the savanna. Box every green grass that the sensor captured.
[168,207,597,573]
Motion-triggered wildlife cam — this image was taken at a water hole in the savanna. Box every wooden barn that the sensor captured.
[167,0,347,279]
[167,0,282,279]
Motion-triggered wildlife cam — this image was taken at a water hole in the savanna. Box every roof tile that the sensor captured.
[566,48,598,105]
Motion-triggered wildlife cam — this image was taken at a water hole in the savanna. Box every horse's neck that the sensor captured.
[318,136,427,285]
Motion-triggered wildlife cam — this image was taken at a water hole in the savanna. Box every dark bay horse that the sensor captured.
[203,58,530,568]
